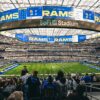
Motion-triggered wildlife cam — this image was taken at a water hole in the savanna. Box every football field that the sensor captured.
[4,62,100,75]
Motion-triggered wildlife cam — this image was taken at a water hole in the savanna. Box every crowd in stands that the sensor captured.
[0,66,99,100]
[84,37,100,44]
[0,35,22,44]
[0,34,99,64]
[0,60,14,68]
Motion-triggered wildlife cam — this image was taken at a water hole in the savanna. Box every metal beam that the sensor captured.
[10,0,16,8]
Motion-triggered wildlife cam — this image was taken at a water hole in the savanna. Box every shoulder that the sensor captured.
[83,96,89,100]
[67,93,76,99]
[27,75,32,81]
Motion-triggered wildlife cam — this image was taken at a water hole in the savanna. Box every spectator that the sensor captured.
[90,73,97,82]
[21,72,30,100]
[26,70,41,100]
[0,79,4,100]
[42,75,57,100]
[7,91,23,100]
[21,72,30,85]
[3,78,16,99]
[21,66,28,76]
[56,77,68,100]
[16,78,23,91]
[67,75,77,91]
[81,73,91,83]
[74,74,80,84]
[0,93,4,100]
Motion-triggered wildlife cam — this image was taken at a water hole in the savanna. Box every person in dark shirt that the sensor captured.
[21,66,28,76]
[67,85,89,100]
[55,70,64,81]
[42,75,57,100]
[26,70,41,100]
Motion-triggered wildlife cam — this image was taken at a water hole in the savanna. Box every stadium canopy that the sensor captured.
[0,0,100,39]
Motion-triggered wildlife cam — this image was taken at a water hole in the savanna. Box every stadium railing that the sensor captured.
[87,93,100,100]
[85,83,100,100]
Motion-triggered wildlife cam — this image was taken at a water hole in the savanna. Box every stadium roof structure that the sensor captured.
[0,0,100,38]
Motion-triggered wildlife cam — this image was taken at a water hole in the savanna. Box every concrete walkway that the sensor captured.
[87,92,100,100]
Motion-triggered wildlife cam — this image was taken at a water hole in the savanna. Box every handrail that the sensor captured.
[85,85,100,90]
[84,83,100,86]
[84,83,100,100]
[87,93,100,100]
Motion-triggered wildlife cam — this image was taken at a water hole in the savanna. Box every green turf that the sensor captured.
[3,62,100,75]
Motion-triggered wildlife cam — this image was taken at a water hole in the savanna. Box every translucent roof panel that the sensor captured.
[0,0,99,13]
[0,28,100,38]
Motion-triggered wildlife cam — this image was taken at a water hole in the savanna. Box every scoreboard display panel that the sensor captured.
[0,6,100,31]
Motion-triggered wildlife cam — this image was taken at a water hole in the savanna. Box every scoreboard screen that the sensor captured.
[0,6,100,31]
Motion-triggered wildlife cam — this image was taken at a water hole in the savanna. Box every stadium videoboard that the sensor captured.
[0,6,100,31]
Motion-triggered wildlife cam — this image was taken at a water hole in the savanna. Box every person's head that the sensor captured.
[23,66,27,69]
[48,75,53,83]
[85,73,89,76]
[57,70,64,78]
[67,74,72,79]
[21,66,28,76]
[76,85,85,95]
[32,70,38,77]
[7,91,23,100]
[60,77,66,84]
[8,79,14,85]
[91,73,95,76]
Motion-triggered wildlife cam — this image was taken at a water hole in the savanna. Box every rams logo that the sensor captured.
[43,10,73,17]
[95,16,100,23]
[30,10,33,15]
